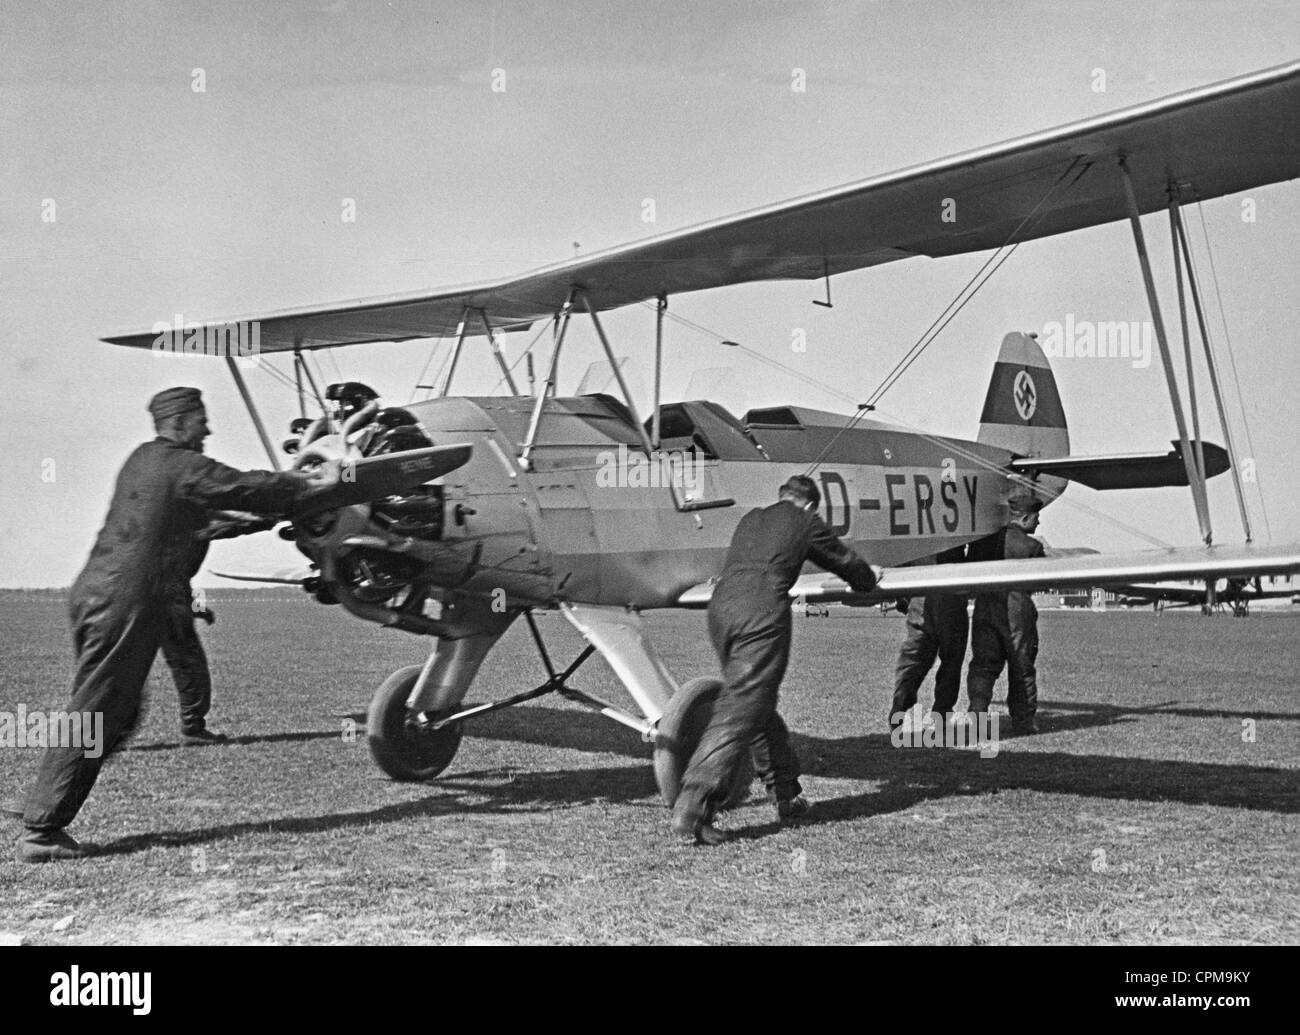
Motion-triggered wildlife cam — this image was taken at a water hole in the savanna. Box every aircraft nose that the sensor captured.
[291,443,474,519]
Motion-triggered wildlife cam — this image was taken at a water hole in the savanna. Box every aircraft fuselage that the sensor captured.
[298,395,1025,623]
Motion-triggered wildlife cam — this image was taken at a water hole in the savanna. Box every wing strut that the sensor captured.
[583,292,653,449]
[224,355,282,470]
[651,294,666,449]
[439,307,472,397]
[292,349,306,419]
[477,309,521,395]
[517,288,732,511]
[519,291,575,470]
[1118,157,1212,544]
[1169,202,1209,520]
[1171,201,1254,542]
[581,292,733,513]
[294,345,330,427]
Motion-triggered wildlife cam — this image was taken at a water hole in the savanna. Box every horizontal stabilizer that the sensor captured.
[674,541,1300,607]
[1008,441,1229,490]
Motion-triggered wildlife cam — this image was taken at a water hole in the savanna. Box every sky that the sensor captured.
[1,0,1297,586]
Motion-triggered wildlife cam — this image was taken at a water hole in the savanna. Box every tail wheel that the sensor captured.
[367,664,463,781]
[653,677,755,811]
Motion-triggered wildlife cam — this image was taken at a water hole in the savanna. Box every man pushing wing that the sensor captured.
[672,475,881,845]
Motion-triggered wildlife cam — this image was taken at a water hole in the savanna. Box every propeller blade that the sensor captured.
[210,569,313,585]
[292,443,473,518]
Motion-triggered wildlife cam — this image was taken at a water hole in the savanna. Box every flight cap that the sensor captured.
[1007,491,1044,515]
[148,386,204,421]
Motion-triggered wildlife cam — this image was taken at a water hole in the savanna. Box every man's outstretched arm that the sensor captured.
[178,455,340,516]
[806,516,881,593]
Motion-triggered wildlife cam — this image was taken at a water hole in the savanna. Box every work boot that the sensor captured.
[671,800,730,846]
[1010,717,1040,737]
[672,814,730,846]
[16,829,95,864]
[775,794,811,823]
[182,728,229,746]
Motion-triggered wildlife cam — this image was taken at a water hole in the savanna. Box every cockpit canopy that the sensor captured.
[645,401,767,460]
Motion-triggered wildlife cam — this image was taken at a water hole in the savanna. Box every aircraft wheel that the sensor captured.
[653,677,755,811]
[367,665,463,781]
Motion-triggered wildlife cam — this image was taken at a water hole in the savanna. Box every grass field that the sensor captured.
[1,590,1297,945]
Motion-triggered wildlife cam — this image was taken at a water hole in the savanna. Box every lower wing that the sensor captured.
[674,541,1300,608]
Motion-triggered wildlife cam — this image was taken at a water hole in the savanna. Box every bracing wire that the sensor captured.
[487,318,559,395]
[253,356,305,395]
[802,158,1092,475]
[410,339,447,402]
[324,345,344,384]
[624,262,1177,550]
[865,403,1175,549]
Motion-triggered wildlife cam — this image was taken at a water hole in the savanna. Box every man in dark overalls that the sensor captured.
[889,545,969,729]
[14,387,336,863]
[162,510,274,746]
[672,476,880,845]
[966,493,1045,736]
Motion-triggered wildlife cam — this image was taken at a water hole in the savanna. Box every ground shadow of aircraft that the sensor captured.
[1040,699,1300,723]
[92,688,1297,857]
[93,764,655,857]
[788,732,1300,823]
[126,729,346,752]
[94,715,1296,856]
[353,702,1300,815]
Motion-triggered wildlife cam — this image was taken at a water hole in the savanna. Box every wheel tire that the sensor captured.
[367,665,463,781]
[653,676,755,811]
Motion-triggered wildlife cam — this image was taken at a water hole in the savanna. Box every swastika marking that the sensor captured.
[1013,370,1037,421]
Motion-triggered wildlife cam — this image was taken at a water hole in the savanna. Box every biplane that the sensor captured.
[104,61,1300,793]
[1112,574,1300,616]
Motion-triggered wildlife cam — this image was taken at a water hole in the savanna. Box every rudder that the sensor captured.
[977,331,1069,460]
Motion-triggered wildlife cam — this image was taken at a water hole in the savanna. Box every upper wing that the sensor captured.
[674,540,1300,608]
[102,62,1300,354]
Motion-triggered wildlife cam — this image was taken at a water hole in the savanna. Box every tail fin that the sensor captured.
[977,332,1069,460]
